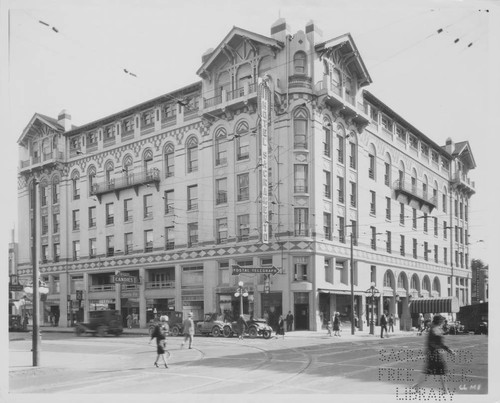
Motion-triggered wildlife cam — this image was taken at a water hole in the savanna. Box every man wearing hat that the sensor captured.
[181,312,195,349]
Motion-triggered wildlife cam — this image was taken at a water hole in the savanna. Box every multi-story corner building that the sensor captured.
[16,19,476,331]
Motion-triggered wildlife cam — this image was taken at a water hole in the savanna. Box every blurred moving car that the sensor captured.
[224,314,273,339]
[75,310,123,337]
[148,311,184,336]
[196,312,227,337]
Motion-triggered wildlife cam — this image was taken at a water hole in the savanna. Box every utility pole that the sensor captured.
[31,180,40,366]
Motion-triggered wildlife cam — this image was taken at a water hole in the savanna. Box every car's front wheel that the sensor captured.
[223,326,232,338]
[171,326,180,337]
[262,330,272,339]
[248,327,258,338]
[212,327,221,337]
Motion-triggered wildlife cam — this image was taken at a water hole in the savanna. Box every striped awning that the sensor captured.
[409,297,459,314]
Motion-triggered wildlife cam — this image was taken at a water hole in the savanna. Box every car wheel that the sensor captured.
[263,330,272,339]
[97,325,107,337]
[75,326,85,337]
[212,327,221,337]
[171,326,180,337]
[248,327,258,339]
[223,326,232,338]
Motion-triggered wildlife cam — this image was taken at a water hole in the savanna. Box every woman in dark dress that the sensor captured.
[333,312,341,337]
[275,315,285,339]
[413,315,454,392]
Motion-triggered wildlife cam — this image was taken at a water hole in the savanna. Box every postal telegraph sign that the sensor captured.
[231,265,279,276]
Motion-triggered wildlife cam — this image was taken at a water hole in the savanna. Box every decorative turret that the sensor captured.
[57,109,72,132]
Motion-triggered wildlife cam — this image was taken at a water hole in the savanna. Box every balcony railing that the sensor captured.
[89,284,116,292]
[203,82,257,110]
[393,179,437,211]
[145,280,175,289]
[451,172,476,194]
[20,150,64,171]
[90,168,160,197]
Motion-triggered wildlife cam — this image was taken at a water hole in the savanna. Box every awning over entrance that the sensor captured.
[318,287,364,296]
[409,297,459,314]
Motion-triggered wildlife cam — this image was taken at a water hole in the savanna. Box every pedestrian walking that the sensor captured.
[237,314,246,340]
[380,311,388,338]
[149,318,169,368]
[126,314,133,329]
[286,311,294,332]
[388,313,395,333]
[417,313,425,335]
[333,312,341,337]
[413,315,455,393]
[327,320,333,337]
[181,312,195,349]
[275,315,285,339]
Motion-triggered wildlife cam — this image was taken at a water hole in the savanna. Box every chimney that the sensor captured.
[444,137,454,154]
[58,109,72,132]
[305,20,323,45]
[271,18,291,42]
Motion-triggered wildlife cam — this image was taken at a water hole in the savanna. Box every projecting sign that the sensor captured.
[112,274,139,284]
[232,265,279,276]
[258,77,271,244]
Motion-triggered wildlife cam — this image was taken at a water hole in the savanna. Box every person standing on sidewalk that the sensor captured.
[388,313,395,333]
[380,311,388,338]
[237,314,246,340]
[333,312,341,337]
[181,312,195,349]
[275,315,285,339]
[286,311,294,332]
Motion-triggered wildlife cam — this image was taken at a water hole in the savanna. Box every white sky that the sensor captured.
[1,0,498,266]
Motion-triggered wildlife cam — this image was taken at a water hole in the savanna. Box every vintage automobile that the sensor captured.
[75,310,123,337]
[9,314,23,332]
[148,311,184,337]
[223,314,273,339]
[196,312,228,337]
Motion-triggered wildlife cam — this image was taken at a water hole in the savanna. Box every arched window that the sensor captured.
[322,118,332,157]
[123,155,133,174]
[217,71,230,97]
[422,175,428,199]
[214,127,227,166]
[186,137,198,173]
[71,170,80,200]
[105,161,114,186]
[293,108,308,150]
[52,176,60,204]
[40,181,48,206]
[293,51,307,75]
[236,63,252,91]
[164,143,175,178]
[411,168,418,192]
[432,277,440,296]
[143,149,153,173]
[410,274,419,291]
[236,121,249,161]
[397,273,407,290]
[384,153,392,187]
[383,271,393,289]
[368,143,377,180]
[422,276,431,292]
[87,165,96,195]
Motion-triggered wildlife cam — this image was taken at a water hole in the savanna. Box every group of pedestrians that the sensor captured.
[149,312,195,369]
[327,312,341,337]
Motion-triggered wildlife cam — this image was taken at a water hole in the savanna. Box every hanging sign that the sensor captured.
[258,77,271,244]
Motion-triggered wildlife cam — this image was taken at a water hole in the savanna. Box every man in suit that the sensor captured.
[286,311,294,332]
[380,311,388,338]
[181,312,195,349]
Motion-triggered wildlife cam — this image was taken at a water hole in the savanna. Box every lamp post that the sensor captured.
[365,282,379,335]
[234,281,248,316]
[343,223,357,335]
[24,280,49,365]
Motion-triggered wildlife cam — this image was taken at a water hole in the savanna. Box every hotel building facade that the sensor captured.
[16,19,476,331]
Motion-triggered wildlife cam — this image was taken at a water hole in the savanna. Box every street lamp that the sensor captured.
[365,282,379,335]
[234,281,248,316]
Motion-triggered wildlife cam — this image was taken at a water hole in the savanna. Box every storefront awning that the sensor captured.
[409,297,459,314]
[318,287,364,296]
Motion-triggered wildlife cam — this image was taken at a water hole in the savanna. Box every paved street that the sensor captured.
[9,328,487,399]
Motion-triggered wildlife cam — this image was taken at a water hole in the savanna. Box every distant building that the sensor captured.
[16,19,476,330]
[471,264,488,304]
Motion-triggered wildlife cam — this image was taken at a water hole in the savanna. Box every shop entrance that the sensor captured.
[261,292,282,331]
[121,298,140,328]
[294,292,309,330]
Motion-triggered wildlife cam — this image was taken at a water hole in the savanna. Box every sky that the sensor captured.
[0,0,499,401]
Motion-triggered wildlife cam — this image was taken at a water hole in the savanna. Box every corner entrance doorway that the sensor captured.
[294,292,309,330]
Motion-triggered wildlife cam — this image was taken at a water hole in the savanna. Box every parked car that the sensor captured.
[196,312,228,337]
[75,310,123,337]
[9,314,23,332]
[224,314,273,339]
[148,311,184,336]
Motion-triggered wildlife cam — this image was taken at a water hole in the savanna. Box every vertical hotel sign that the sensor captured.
[258,77,270,244]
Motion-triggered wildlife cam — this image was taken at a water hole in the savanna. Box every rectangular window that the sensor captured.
[443,221,448,239]
[431,151,439,164]
[165,226,175,250]
[106,235,114,256]
[124,198,133,222]
[423,213,428,233]
[412,208,417,229]
[444,247,448,265]
[89,206,96,228]
[465,205,468,222]
[421,143,429,157]
[73,240,80,261]
[370,226,376,250]
[400,235,405,256]
[412,238,417,259]
[41,215,49,235]
[164,190,174,214]
[40,186,47,206]
[337,176,344,203]
[217,218,228,244]
[53,243,60,262]
[123,118,134,133]
[106,203,114,225]
[396,125,406,142]
[337,135,344,164]
[323,127,331,157]
[125,232,133,254]
[369,154,375,179]
[349,142,356,169]
[72,178,80,200]
[52,183,59,204]
[142,110,154,127]
[237,135,250,160]
[381,115,393,132]
[323,171,331,198]
[455,250,459,266]
[89,238,97,258]
[215,138,227,166]
[294,165,308,193]
[385,197,391,220]
[187,185,198,210]
[293,257,308,281]
[216,178,227,204]
[41,244,48,263]
[142,194,153,218]
[424,241,429,261]
[294,208,309,236]
[434,245,439,263]
[454,200,458,217]
[350,182,356,207]
[53,213,59,234]
[72,209,80,230]
[442,194,447,213]
[187,146,198,172]
[165,151,174,178]
[434,217,438,236]
[237,215,249,241]
[386,231,392,253]
[409,134,418,149]
[144,230,153,252]
[400,203,405,225]
[370,191,376,215]
[338,216,345,243]
[294,118,307,149]
[237,173,249,201]
[104,125,116,141]
[323,212,332,240]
